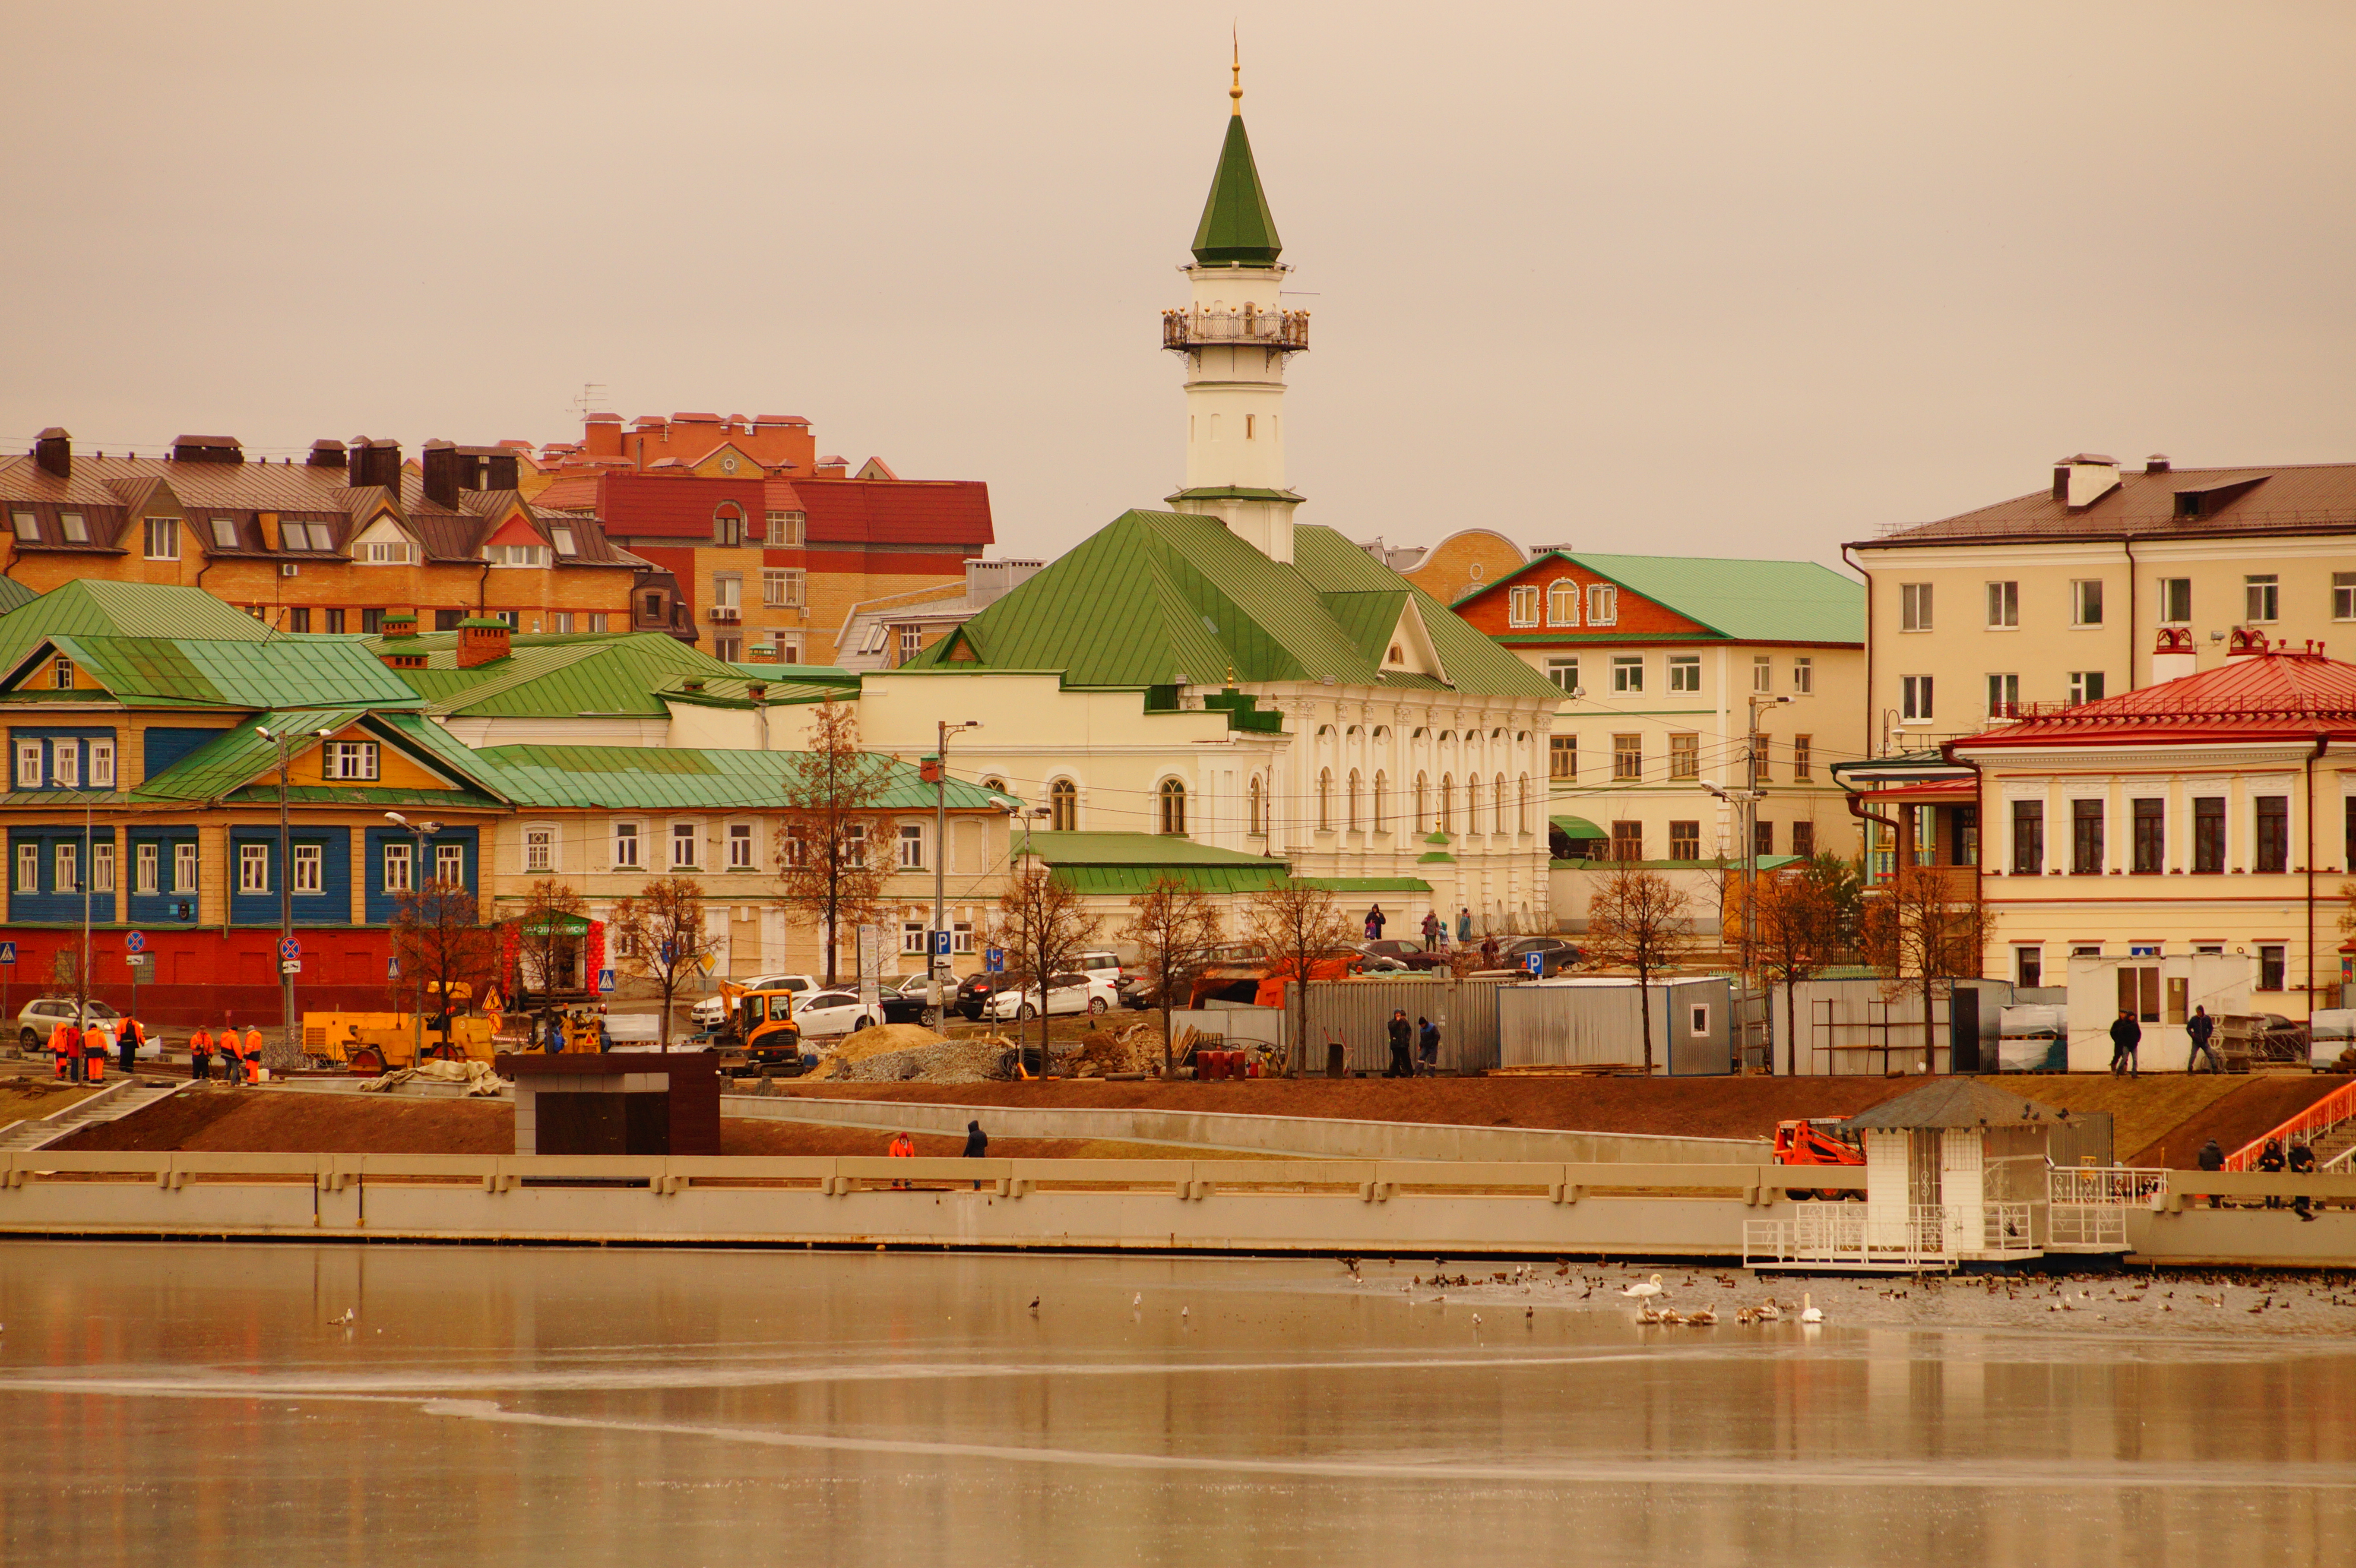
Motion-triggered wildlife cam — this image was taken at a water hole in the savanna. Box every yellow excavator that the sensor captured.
[718,979,807,1077]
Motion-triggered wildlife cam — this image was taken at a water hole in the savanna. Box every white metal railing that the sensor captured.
[1743,1201,1947,1271]
[1981,1201,2036,1255]
[1161,307,1311,351]
[2046,1165,2165,1250]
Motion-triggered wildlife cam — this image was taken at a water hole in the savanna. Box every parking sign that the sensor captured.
[932,928,951,958]
[985,947,1004,974]
[1523,949,1544,976]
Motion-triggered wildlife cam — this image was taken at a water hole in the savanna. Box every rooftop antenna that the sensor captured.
[570,383,607,424]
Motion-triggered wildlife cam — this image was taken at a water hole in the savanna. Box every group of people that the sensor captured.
[2195,1134,2321,1219]
[47,1016,147,1084]
[187,1021,264,1084]
[2109,1004,2226,1076]
[1383,1009,1441,1077]
[1365,904,1503,970]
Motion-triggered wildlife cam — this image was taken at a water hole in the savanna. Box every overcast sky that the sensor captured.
[6,2,2353,569]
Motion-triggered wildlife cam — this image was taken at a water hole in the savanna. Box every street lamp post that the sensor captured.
[927,721,981,1029]
[384,811,443,1064]
[255,725,332,1071]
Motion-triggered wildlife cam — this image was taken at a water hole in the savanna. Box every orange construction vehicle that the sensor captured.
[1772,1117,1865,1201]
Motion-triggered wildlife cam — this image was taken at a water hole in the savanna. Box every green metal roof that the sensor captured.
[1191,112,1282,266]
[17,634,422,711]
[471,745,1010,812]
[1297,877,1433,894]
[0,582,272,677]
[1461,552,1864,645]
[0,578,34,615]
[725,663,859,688]
[905,511,1557,702]
[1014,830,1280,867]
[133,709,510,806]
[380,632,767,719]
[1053,865,1290,898]
[1549,815,1608,840]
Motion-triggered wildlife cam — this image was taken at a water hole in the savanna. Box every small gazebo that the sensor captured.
[1845,1081,2071,1262]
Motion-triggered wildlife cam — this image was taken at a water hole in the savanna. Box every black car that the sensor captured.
[880,974,947,1025]
[1358,939,1447,972]
[1503,936,1583,975]
[955,971,1004,1021]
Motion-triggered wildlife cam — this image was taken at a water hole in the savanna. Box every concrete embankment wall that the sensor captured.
[726,1093,1766,1165]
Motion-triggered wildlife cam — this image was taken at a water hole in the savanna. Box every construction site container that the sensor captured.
[1996,1005,2068,1073]
[1495,977,1733,1075]
[2311,1009,2356,1071]
[1296,975,1510,1075]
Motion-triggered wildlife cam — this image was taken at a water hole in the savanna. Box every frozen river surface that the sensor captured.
[2,1242,2353,1566]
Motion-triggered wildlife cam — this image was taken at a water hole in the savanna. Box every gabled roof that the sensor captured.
[1191,112,1282,266]
[1846,1079,2068,1130]
[5,633,421,711]
[0,577,35,615]
[904,510,1557,701]
[1014,829,1289,897]
[1460,551,1864,645]
[370,629,760,719]
[1956,649,2356,748]
[1860,460,2356,547]
[132,709,508,806]
[0,581,270,675]
[772,476,994,549]
[472,745,1008,812]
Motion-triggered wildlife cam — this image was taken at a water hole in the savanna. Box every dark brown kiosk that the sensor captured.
[496,1051,722,1156]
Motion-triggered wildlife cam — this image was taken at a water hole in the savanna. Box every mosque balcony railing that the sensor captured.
[1162,307,1310,351]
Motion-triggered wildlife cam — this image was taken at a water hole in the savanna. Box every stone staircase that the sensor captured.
[2313,1113,2356,1171]
[0,1078,185,1153]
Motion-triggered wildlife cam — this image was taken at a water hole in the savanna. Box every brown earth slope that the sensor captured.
[2128,1076,2350,1167]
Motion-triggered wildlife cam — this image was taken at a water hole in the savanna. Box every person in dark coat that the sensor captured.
[117,1018,141,1079]
[2257,1138,2286,1208]
[1365,905,1386,941]
[963,1120,988,1158]
[1416,1017,1440,1077]
[2108,1010,2141,1077]
[2196,1137,2225,1209]
[1384,1010,1413,1078]
[1479,935,1501,971]
[2288,1140,2318,1220]
[2185,1005,2220,1073]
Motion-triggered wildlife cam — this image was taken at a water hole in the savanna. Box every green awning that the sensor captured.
[1550,815,1607,840]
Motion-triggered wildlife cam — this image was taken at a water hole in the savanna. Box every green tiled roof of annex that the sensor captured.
[474,745,1014,812]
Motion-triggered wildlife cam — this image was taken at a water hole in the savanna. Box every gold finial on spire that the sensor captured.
[1231,28,1243,114]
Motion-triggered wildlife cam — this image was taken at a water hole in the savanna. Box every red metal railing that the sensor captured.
[2226,1079,2356,1170]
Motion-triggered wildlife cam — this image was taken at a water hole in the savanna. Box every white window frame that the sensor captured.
[901,921,928,955]
[383,841,413,893]
[434,843,465,886]
[2070,579,2105,627]
[14,843,35,893]
[238,842,269,894]
[669,821,698,869]
[1667,654,1700,693]
[727,822,754,870]
[1751,654,1771,694]
[612,821,641,869]
[89,740,114,790]
[54,842,76,891]
[1900,582,1932,632]
[765,510,807,546]
[2160,577,2193,625]
[899,822,926,870]
[2245,574,2280,623]
[323,741,380,781]
[2068,670,2105,705]
[523,827,554,874]
[360,538,418,565]
[91,841,114,895]
[1547,658,1579,694]
[59,512,89,544]
[53,743,78,790]
[1986,580,2018,628]
[1792,656,1813,694]
[763,568,806,608]
[484,544,552,569]
[292,842,323,895]
[548,526,576,556]
[1507,585,1539,627]
[1988,672,2019,716]
[1545,580,1579,626]
[174,841,197,893]
[136,841,160,896]
[1586,583,1617,625]
[712,574,743,610]
[1901,674,1933,721]
[13,741,38,789]
[144,516,180,560]
[1610,655,1644,694]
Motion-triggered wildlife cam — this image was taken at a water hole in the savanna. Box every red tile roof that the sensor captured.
[1956,649,2356,748]
[782,476,993,549]
[1862,460,2356,547]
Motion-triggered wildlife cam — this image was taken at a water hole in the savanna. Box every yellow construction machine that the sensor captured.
[718,979,807,1077]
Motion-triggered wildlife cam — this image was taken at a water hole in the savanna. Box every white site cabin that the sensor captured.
[1745,1080,2154,1272]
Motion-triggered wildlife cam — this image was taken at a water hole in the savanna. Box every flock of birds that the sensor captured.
[1616,1272,1824,1327]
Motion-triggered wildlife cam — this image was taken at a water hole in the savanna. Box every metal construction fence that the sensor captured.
[1297,975,1510,1075]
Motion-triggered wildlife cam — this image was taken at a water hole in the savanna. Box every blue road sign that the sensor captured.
[0,941,16,965]
[984,947,1005,974]
[124,931,146,954]
[598,968,618,995]
[279,937,301,961]
[1523,950,1544,976]
[932,928,952,957]
[659,942,674,965]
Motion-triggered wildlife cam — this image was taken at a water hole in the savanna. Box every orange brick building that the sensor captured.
[1,430,656,635]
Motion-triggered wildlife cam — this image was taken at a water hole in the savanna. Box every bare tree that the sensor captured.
[995,860,1104,1065]
[1121,874,1223,1074]
[1750,869,1841,1075]
[1245,877,1355,1078]
[1581,865,1696,1074]
[1860,863,1988,1070]
[510,878,589,1021]
[389,882,503,1056]
[611,876,721,1049]
[774,698,892,985]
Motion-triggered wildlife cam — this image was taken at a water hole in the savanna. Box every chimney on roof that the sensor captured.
[32,428,70,481]
[348,438,401,492]
[2145,454,2171,475]
[171,435,244,465]
[380,611,418,639]
[2050,454,2120,510]
[2151,626,2195,682]
[456,616,511,668]
[421,440,461,509]
[482,451,520,491]
[2227,626,2269,658]
[307,439,348,472]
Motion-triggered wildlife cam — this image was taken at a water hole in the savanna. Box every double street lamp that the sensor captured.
[384,811,443,1064]
[253,724,333,1070]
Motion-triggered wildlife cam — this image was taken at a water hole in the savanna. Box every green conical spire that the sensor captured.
[1190,108,1282,266]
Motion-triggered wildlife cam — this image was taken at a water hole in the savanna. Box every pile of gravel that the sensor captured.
[828,1038,1009,1084]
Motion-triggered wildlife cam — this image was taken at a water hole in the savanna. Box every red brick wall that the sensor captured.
[1454,561,1713,639]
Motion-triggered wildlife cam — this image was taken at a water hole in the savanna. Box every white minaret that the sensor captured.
[1164,54,1307,563]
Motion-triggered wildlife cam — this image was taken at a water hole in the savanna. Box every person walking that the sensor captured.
[189,1023,214,1083]
[1457,907,1473,943]
[1384,1009,1413,1078]
[48,1018,74,1082]
[1420,909,1443,950]
[82,1019,108,1084]
[117,1018,141,1080]
[2108,1009,2141,1077]
[242,1024,265,1086]
[1417,1016,1441,1077]
[2185,1005,2220,1074]
[1365,904,1386,941]
[1479,934,1501,971]
[963,1119,988,1189]
[2196,1137,2225,1209]
[2257,1138,2286,1209]
[2289,1140,2318,1221]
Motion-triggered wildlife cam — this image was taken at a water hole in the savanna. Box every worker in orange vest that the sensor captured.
[888,1129,916,1188]
[189,1024,214,1082]
[242,1026,264,1084]
[48,1019,73,1081]
[82,1020,108,1083]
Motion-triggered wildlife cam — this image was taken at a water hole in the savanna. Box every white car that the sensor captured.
[15,996,144,1055]
[984,971,1117,1022]
[792,988,885,1039]
[692,974,817,1029]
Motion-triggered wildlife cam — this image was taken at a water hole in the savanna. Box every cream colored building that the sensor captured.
[1950,640,2356,1022]
[1852,452,2356,752]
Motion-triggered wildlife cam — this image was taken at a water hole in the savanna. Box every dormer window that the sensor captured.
[282,521,336,551]
[363,539,417,564]
[1388,643,1404,664]
[59,512,88,544]
[548,526,576,555]
[1586,583,1618,625]
[485,544,551,568]
[323,741,379,781]
[52,657,73,690]
[210,517,239,549]
[12,511,40,542]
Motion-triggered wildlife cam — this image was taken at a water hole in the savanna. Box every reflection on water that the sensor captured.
[1,1242,2351,1566]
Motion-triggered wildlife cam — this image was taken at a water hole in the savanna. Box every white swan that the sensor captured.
[1754,1299,1782,1322]
[1619,1273,1666,1301]
[1800,1293,1824,1325]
